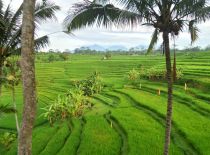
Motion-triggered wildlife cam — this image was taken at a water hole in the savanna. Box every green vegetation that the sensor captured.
[0,51,210,154]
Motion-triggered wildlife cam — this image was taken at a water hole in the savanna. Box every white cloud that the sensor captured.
[3,0,210,51]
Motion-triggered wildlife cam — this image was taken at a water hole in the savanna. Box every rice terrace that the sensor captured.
[1,0,210,155]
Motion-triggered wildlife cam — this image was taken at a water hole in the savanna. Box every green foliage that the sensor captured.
[48,54,56,63]
[74,71,103,96]
[126,69,140,86]
[176,68,184,80]
[2,53,210,154]
[127,69,139,81]
[126,66,183,85]
[2,57,21,88]
[42,88,89,125]
[36,53,70,63]
[0,132,16,150]
[105,52,111,59]
[59,53,69,61]
[144,67,166,80]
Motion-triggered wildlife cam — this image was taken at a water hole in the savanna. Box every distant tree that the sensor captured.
[184,46,202,52]
[205,45,210,51]
[64,1,210,154]
[105,52,111,59]
[59,53,69,61]
[48,54,56,62]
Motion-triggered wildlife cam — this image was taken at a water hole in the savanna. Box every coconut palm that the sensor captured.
[0,0,60,96]
[64,0,210,154]
[18,0,36,154]
[147,20,199,82]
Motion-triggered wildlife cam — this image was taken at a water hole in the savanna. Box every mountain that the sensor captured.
[106,45,128,51]
[74,44,146,52]
[87,44,106,51]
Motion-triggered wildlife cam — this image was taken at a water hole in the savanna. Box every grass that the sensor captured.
[0,51,210,154]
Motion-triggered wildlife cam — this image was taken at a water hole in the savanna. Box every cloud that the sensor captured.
[3,0,210,51]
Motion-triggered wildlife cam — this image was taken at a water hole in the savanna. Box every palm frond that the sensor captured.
[0,0,3,15]
[34,35,49,50]
[147,28,159,54]
[35,0,60,24]
[189,20,199,44]
[195,6,210,22]
[174,0,208,20]
[64,0,142,32]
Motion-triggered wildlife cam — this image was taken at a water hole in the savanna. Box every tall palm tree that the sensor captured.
[64,0,210,154]
[18,0,36,154]
[0,0,60,96]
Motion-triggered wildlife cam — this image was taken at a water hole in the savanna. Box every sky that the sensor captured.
[3,0,210,51]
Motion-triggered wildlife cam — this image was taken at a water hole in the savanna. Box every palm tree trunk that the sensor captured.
[163,31,173,155]
[18,0,36,154]
[0,61,3,96]
[12,84,20,133]
[173,49,177,82]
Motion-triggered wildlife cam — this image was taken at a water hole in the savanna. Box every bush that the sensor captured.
[74,71,103,96]
[145,67,166,80]
[48,54,56,62]
[42,88,90,125]
[128,69,139,81]
[126,66,183,83]
[176,68,184,80]
[59,53,69,61]
[105,52,111,59]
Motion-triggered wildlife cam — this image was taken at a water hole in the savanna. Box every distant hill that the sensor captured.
[85,44,128,51]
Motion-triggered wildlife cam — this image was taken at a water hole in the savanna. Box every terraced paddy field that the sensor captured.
[0,52,210,155]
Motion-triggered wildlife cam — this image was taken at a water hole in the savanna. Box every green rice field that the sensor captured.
[0,51,210,155]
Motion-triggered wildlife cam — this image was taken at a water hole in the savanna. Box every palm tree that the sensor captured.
[64,1,210,154]
[18,0,36,154]
[0,0,60,96]
[147,20,199,82]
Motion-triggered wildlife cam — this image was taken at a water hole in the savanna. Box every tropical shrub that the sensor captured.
[126,68,140,86]
[48,54,56,62]
[74,71,103,96]
[105,52,111,59]
[42,88,90,126]
[145,67,166,80]
[127,69,139,81]
[176,68,184,80]
[2,57,21,87]
[59,53,69,61]
[127,66,183,82]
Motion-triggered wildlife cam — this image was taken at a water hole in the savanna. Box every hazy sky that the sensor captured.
[3,0,210,51]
